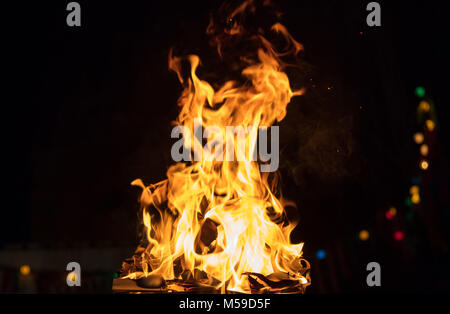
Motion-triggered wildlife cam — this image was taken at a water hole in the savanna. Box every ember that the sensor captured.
[117,0,310,294]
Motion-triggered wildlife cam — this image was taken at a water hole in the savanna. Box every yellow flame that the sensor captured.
[124,1,309,293]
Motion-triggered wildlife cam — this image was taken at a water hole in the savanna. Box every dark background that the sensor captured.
[2,0,449,293]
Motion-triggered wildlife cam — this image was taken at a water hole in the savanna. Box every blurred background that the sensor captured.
[2,0,449,293]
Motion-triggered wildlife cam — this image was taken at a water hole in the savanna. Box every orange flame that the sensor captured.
[123,0,309,293]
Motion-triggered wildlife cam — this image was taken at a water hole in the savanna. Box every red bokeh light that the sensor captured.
[394,230,404,241]
[385,211,394,220]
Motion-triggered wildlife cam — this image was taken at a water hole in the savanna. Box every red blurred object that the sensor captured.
[385,211,394,220]
[394,230,405,241]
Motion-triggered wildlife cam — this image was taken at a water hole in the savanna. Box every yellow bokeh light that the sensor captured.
[20,265,31,276]
[359,230,370,241]
[409,185,419,195]
[426,120,435,131]
[413,132,424,144]
[389,207,397,216]
[411,193,420,204]
[420,160,429,170]
[420,144,428,156]
[418,100,430,112]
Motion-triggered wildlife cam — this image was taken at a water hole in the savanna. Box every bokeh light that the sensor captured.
[414,86,426,98]
[418,100,431,112]
[385,207,397,220]
[316,249,326,260]
[411,176,421,184]
[420,144,428,156]
[405,197,413,207]
[420,160,429,170]
[394,230,405,241]
[406,211,414,221]
[359,230,370,241]
[413,132,424,144]
[411,193,420,204]
[69,272,77,282]
[426,120,435,131]
[409,185,419,195]
[20,265,31,276]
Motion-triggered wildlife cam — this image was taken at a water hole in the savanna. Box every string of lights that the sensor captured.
[314,86,439,261]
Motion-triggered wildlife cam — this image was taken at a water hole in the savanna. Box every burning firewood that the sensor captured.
[118,0,310,294]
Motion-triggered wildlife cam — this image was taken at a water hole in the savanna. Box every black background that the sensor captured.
[2,0,450,293]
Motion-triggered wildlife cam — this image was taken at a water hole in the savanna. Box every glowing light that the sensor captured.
[414,86,426,98]
[420,144,428,156]
[359,230,370,241]
[409,185,419,195]
[390,207,397,216]
[20,265,31,276]
[411,193,420,204]
[385,207,397,220]
[121,16,310,293]
[406,211,414,221]
[413,132,424,144]
[316,249,326,260]
[409,185,420,204]
[420,160,429,170]
[405,197,412,207]
[425,120,435,131]
[418,100,430,112]
[385,211,393,220]
[393,230,404,241]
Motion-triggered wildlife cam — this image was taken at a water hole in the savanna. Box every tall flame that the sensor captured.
[123,0,309,293]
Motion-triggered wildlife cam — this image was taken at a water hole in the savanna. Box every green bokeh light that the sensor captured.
[405,197,413,207]
[415,86,426,98]
[406,211,414,221]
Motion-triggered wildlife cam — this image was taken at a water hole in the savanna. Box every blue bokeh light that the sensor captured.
[316,249,326,260]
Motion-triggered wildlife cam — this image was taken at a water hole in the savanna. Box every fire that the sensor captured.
[122,0,310,293]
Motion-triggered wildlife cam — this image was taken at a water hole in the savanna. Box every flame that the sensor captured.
[123,0,309,293]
